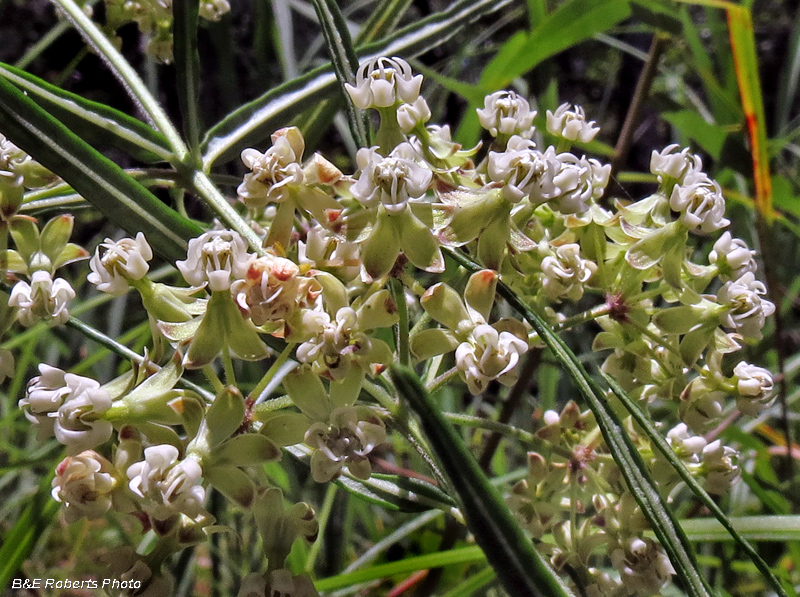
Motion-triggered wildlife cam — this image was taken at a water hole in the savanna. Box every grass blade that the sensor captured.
[444,248,712,597]
[201,0,514,168]
[315,546,486,592]
[601,372,789,597]
[173,0,202,156]
[0,62,173,163]
[0,75,202,262]
[0,473,61,589]
[390,365,575,597]
[727,5,773,219]
[310,0,370,148]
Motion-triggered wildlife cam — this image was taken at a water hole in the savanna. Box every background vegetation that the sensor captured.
[1,0,800,595]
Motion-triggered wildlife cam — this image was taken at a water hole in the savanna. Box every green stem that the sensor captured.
[443,412,538,446]
[51,0,189,161]
[222,350,236,387]
[427,366,458,393]
[247,342,295,402]
[190,170,264,254]
[203,365,225,395]
[391,278,410,366]
[305,483,338,574]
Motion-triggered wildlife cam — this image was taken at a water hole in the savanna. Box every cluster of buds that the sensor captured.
[104,0,231,62]
[4,57,778,595]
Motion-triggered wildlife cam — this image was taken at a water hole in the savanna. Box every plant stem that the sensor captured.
[51,0,189,160]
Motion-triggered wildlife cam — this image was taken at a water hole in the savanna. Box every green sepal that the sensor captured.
[396,208,444,272]
[283,367,332,422]
[213,434,281,466]
[206,386,246,448]
[259,411,312,447]
[205,464,256,508]
[363,208,400,279]
[410,327,459,360]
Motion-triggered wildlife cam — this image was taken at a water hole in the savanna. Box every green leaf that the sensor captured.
[480,0,631,90]
[0,472,61,589]
[310,0,370,148]
[173,0,202,155]
[0,62,173,163]
[390,365,575,597]
[0,76,202,263]
[315,546,487,592]
[445,248,713,597]
[602,372,789,597]
[662,110,728,160]
[201,0,516,168]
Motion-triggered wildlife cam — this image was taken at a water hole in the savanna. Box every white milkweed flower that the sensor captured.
[52,450,117,523]
[397,96,432,133]
[88,233,153,296]
[709,232,756,282]
[477,90,536,138]
[550,154,610,214]
[487,136,560,204]
[9,270,75,326]
[350,143,432,214]
[666,423,707,461]
[717,272,775,340]
[0,349,14,384]
[305,406,387,482]
[238,128,305,207]
[177,229,254,292]
[19,365,112,452]
[610,537,674,595]
[540,243,597,301]
[732,361,775,416]
[127,445,206,521]
[19,364,70,439]
[701,440,739,495]
[455,323,529,395]
[669,170,730,233]
[199,0,230,21]
[296,307,371,380]
[232,254,321,326]
[650,144,702,184]
[546,103,600,143]
[345,56,423,109]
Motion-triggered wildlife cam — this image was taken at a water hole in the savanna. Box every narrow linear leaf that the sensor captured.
[202,0,515,168]
[310,0,370,148]
[0,62,173,163]
[444,248,712,597]
[390,365,575,597]
[0,473,61,589]
[602,372,789,597]
[727,5,773,219]
[481,0,632,90]
[296,0,412,148]
[173,0,202,155]
[315,546,486,592]
[51,0,188,158]
[441,567,497,597]
[0,75,202,262]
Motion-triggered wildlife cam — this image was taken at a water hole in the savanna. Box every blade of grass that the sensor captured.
[0,62,173,163]
[727,4,772,219]
[441,567,496,597]
[444,248,712,597]
[201,0,515,168]
[173,0,202,158]
[776,6,800,134]
[50,0,189,161]
[0,75,202,262]
[315,546,486,592]
[601,372,789,597]
[310,0,370,148]
[391,365,575,597]
[0,472,61,589]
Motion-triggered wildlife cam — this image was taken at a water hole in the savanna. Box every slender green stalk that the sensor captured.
[443,412,538,445]
[390,279,410,366]
[305,483,338,574]
[51,0,189,160]
[247,342,295,402]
